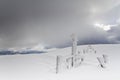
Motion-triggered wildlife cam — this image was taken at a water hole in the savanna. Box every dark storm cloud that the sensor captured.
[0,0,120,48]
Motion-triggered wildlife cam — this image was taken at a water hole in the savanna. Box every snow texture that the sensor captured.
[0,44,119,80]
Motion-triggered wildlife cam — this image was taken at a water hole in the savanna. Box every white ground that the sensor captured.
[0,44,119,80]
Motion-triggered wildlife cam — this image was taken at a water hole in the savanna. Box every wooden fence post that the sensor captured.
[56,56,62,73]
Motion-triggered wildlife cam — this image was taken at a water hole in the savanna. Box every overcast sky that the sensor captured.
[0,0,120,49]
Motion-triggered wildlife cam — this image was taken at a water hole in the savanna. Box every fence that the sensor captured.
[56,45,108,73]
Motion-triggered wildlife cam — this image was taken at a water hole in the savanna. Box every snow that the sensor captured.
[0,44,120,80]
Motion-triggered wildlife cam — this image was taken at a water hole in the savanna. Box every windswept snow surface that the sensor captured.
[0,44,119,80]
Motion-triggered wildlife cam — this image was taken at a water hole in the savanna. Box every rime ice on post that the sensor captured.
[97,57,106,68]
[71,33,78,67]
[71,33,78,55]
[103,54,108,63]
[66,57,72,69]
[56,56,62,73]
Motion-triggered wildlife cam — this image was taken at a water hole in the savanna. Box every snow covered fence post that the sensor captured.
[71,33,78,67]
[97,57,105,68]
[56,55,62,74]
[103,54,108,63]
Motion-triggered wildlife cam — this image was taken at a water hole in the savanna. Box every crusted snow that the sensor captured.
[0,44,119,80]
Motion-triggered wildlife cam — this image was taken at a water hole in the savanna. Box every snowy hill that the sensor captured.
[0,49,46,55]
[0,44,52,55]
[0,44,119,80]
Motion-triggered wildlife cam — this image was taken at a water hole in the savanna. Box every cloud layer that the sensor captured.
[0,0,120,48]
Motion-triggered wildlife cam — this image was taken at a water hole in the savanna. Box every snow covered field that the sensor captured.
[0,44,119,80]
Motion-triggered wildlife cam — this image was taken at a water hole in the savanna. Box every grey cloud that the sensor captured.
[0,0,120,49]
[107,25,120,43]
